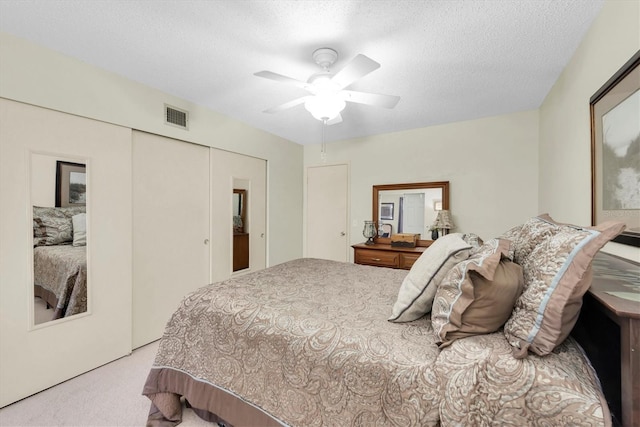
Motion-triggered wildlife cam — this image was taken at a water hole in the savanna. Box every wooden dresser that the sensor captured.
[572,252,639,427]
[352,242,427,270]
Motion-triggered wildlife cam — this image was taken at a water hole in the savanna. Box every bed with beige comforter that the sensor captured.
[143,258,609,426]
[33,244,87,319]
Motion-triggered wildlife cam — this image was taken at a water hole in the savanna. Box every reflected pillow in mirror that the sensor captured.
[33,206,86,246]
[72,213,87,247]
[388,233,471,323]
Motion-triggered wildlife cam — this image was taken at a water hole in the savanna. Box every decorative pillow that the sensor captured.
[33,206,86,246]
[431,238,516,347]
[388,233,472,322]
[503,214,625,358]
[72,213,87,247]
[499,223,523,260]
[462,233,484,249]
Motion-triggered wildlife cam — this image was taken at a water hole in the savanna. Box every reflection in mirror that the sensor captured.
[31,154,88,325]
[232,186,249,272]
[373,181,449,247]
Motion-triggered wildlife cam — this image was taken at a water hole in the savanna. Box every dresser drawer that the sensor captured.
[399,252,421,269]
[355,248,399,268]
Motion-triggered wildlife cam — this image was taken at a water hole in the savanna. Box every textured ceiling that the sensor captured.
[0,0,605,145]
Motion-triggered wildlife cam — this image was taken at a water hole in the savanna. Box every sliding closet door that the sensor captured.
[210,149,266,283]
[0,99,132,407]
[132,131,210,349]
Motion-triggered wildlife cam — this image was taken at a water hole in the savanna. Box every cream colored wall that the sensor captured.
[0,31,303,266]
[539,0,640,261]
[304,110,540,258]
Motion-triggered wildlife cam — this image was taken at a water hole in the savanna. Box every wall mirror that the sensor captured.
[232,186,249,272]
[31,153,89,326]
[373,181,449,247]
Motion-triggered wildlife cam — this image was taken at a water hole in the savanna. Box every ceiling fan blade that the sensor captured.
[341,90,400,109]
[262,96,310,114]
[325,114,343,126]
[331,54,380,89]
[254,71,311,91]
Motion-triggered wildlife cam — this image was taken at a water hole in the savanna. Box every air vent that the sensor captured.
[164,104,189,129]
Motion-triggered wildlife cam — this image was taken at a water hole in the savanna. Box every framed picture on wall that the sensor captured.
[380,203,394,220]
[56,161,86,207]
[590,51,640,247]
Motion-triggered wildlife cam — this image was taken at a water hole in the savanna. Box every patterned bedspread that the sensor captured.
[33,245,87,318]
[144,258,610,427]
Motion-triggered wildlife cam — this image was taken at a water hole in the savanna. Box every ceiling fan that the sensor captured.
[254,48,400,125]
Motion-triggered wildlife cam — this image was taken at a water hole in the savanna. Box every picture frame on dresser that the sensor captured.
[590,50,640,247]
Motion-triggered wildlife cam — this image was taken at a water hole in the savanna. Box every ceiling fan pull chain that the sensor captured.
[321,119,327,163]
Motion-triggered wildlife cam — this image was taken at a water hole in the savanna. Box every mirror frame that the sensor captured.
[373,181,449,247]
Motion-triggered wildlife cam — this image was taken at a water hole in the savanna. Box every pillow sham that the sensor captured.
[72,213,87,247]
[33,206,86,246]
[388,233,472,323]
[431,238,517,347]
[503,214,625,358]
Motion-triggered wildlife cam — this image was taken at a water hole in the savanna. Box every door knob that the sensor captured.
[204,239,209,245]
[340,232,346,236]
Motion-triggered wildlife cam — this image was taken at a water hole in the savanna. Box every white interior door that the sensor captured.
[132,131,210,349]
[402,193,425,234]
[306,164,349,261]
[210,149,266,283]
[0,99,132,407]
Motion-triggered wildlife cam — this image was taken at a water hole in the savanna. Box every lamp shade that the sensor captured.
[304,95,346,121]
[433,210,454,230]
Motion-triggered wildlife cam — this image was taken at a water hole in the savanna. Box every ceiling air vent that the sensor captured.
[164,104,189,129]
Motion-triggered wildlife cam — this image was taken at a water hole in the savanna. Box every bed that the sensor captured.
[32,205,87,320]
[143,214,626,426]
[33,245,87,319]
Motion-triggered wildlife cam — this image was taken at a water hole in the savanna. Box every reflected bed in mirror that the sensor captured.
[31,154,88,325]
[373,181,449,247]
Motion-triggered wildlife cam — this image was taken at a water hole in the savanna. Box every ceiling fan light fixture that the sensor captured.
[304,94,346,121]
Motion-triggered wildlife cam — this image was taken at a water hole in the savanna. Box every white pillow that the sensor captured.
[389,233,472,322]
[72,213,87,247]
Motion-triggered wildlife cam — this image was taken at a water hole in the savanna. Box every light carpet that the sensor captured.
[0,341,211,426]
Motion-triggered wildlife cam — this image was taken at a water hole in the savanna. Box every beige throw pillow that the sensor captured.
[388,233,471,323]
[431,238,517,347]
[72,213,87,247]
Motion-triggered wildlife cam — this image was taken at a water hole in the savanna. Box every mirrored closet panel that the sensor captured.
[0,98,132,408]
[233,187,249,272]
[31,154,89,325]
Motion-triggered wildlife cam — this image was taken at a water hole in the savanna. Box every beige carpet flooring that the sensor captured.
[0,341,211,427]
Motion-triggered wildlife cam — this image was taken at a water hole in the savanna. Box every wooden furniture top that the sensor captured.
[351,243,428,253]
[588,251,640,320]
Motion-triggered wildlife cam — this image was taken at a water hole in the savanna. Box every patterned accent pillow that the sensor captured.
[33,206,86,246]
[503,214,625,358]
[431,238,515,347]
[388,233,471,322]
[462,233,484,249]
[499,223,523,260]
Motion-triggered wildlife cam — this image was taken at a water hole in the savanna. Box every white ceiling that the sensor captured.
[0,0,605,145]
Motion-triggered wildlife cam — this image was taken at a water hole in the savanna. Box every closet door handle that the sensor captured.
[340,232,346,236]
[204,239,209,245]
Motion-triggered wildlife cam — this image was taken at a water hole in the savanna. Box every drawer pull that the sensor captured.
[372,258,381,261]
